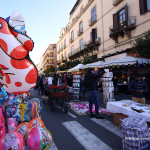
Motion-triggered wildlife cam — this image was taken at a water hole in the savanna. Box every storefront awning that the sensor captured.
[101,56,150,67]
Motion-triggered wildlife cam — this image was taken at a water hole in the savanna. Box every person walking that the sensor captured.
[84,68,104,119]
[128,73,148,104]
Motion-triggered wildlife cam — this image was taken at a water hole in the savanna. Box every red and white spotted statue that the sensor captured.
[0,13,38,95]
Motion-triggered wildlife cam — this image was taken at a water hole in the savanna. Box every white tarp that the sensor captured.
[80,61,105,69]
[101,56,150,67]
[68,64,83,72]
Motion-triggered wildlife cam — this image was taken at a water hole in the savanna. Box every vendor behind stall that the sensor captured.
[128,73,148,104]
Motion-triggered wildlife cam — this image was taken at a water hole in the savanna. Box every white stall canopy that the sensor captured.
[80,61,105,69]
[68,64,83,72]
[101,56,150,67]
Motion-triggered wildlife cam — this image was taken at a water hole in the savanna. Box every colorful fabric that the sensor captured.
[122,116,150,150]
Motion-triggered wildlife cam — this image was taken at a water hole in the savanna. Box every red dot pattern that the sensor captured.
[0,39,8,53]
[10,59,32,69]
[24,40,34,51]
[25,67,37,84]
[10,45,28,59]
[15,82,22,87]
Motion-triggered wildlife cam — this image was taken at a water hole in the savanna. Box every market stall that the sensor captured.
[106,100,150,126]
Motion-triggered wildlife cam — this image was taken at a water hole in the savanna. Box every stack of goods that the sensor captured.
[122,116,150,150]
[0,95,53,150]
[69,101,112,116]
[72,74,80,100]
[102,69,115,104]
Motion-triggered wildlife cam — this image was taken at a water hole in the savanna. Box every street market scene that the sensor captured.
[0,0,150,149]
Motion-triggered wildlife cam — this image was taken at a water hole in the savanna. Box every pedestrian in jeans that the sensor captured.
[128,73,148,104]
[84,68,104,119]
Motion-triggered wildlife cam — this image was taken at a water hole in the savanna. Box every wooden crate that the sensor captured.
[113,113,150,128]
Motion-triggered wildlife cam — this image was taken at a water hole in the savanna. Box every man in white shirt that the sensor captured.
[47,76,53,85]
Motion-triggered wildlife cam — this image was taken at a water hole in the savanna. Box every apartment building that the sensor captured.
[57,0,150,63]
[38,44,57,74]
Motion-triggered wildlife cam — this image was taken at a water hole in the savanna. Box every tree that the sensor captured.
[133,30,150,58]
[82,54,98,64]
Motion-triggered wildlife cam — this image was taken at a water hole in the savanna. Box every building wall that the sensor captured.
[99,0,150,58]
[38,44,56,74]
[57,0,150,63]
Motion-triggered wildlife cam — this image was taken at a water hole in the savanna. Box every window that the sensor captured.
[91,29,97,42]
[80,39,83,50]
[119,8,126,24]
[113,5,128,29]
[139,0,150,15]
[61,54,63,60]
[64,51,66,59]
[71,45,74,54]
[71,31,74,41]
[79,21,83,32]
[148,0,150,10]
[91,6,96,22]
[64,39,66,48]
[61,43,63,50]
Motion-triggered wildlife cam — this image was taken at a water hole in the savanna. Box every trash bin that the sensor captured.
[122,116,150,150]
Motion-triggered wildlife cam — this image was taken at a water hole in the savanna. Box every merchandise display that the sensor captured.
[102,69,115,103]
[72,74,80,100]
[69,101,112,116]
[107,100,150,122]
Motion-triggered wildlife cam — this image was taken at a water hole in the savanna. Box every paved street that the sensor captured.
[30,89,149,150]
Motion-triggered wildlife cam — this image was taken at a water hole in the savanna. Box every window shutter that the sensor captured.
[139,0,146,15]
[113,13,119,29]
[92,29,96,42]
[125,5,128,23]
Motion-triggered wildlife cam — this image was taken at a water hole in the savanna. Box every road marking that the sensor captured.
[50,142,58,150]
[62,121,112,150]
[91,118,122,138]
[68,112,77,118]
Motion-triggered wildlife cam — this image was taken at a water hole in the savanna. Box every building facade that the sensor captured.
[57,0,150,63]
[38,44,57,74]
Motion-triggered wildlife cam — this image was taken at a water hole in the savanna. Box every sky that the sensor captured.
[1,0,77,64]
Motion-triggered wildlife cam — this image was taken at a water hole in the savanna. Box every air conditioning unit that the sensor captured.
[129,18,136,25]
[95,37,101,43]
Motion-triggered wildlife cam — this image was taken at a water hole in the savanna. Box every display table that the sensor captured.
[106,100,150,126]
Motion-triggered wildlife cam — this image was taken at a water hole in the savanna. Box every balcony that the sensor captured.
[89,16,97,26]
[70,38,74,43]
[109,16,136,43]
[77,28,83,36]
[113,0,123,6]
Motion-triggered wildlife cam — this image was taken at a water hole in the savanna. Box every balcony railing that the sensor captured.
[77,28,83,36]
[112,0,123,6]
[89,15,97,26]
[109,16,136,42]
[68,44,87,58]
[70,38,74,43]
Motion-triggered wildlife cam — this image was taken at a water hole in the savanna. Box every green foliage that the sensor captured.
[58,60,81,71]
[133,30,150,58]
[82,54,98,65]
